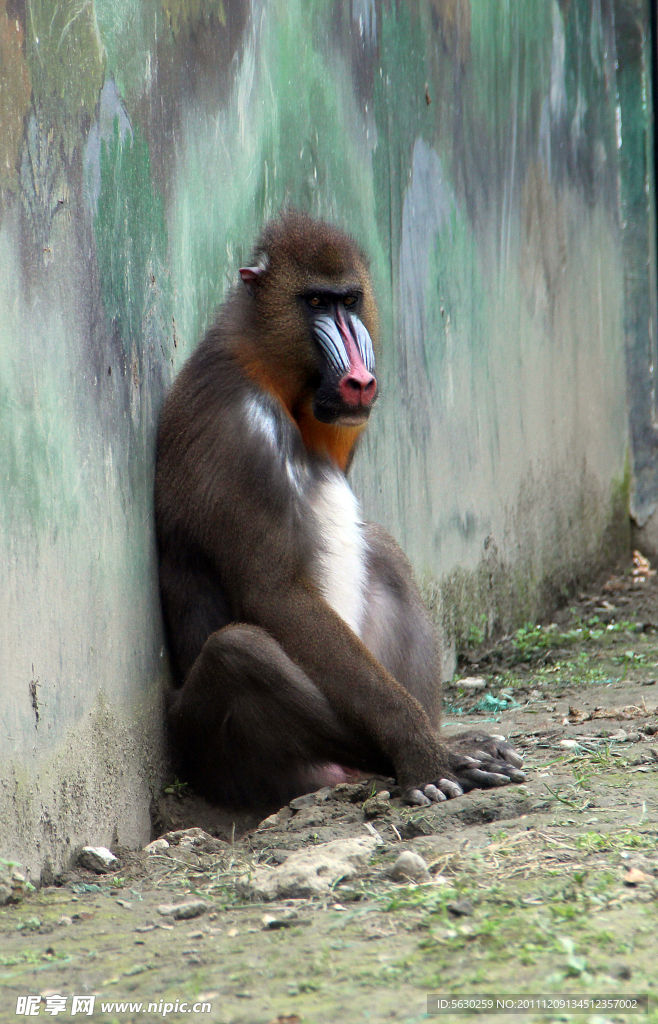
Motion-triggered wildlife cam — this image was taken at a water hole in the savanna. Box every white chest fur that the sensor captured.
[309,472,368,638]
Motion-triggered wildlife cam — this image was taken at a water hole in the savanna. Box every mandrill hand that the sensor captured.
[403,731,525,807]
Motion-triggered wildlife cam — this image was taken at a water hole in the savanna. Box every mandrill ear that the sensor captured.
[239,263,267,297]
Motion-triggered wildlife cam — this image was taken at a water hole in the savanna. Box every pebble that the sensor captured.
[447,899,474,917]
[156,900,210,920]
[261,911,301,930]
[143,839,170,854]
[388,851,431,883]
[363,791,391,818]
[78,847,119,873]
[455,676,487,691]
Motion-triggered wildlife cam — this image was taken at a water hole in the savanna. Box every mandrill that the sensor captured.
[154,211,524,808]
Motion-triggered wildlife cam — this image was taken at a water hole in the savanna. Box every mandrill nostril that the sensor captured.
[339,372,378,407]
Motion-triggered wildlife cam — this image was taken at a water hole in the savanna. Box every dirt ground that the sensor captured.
[2,558,658,1024]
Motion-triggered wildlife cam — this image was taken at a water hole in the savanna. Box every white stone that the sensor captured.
[78,847,119,873]
[454,677,487,691]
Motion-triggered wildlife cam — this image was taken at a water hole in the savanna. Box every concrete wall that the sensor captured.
[0,0,650,875]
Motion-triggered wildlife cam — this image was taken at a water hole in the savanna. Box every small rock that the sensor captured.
[157,900,210,920]
[266,850,290,866]
[257,812,282,830]
[388,851,431,883]
[162,828,226,855]
[0,885,15,907]
[289,793,318,810]
[0,871,26,906]
[331,782,372,803]
[165,846,202,867]
[257,806,293,830]
[559,739,579,750]
[363,791,391,819]
[144,839,170,854]
[456,676,487,691]
[611,962,633,979]
[116,899,132,909]
[57,916,72,927]
[288,807,326,829]
[18,917,41,931]
[262,910,300,930]
[78,847,119,873]
[398,817,436,840]
[447,899,474,917]
[238,836,380,900]
[623,868,651,886]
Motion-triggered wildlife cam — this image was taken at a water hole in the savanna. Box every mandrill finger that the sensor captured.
[474,747,524,770]
[473,742,524,769]
[462,768,512,787]
[482,761,526,782]
[437,778,463,798]
[405,787,432,806]
[500,747,524,768]
[422,783,447,802]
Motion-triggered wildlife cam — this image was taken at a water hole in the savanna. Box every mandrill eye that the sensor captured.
[344,294,359,309]
[308,295,322,308]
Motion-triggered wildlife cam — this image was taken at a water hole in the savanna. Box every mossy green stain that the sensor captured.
[94,121,169,363]
[371,4,431,263]
[425,207,485,373]
[169,0,386,356]
[0,377,76,530]
[25,0,104,157]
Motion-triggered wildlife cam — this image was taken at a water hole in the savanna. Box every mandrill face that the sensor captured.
[304,289,377,426]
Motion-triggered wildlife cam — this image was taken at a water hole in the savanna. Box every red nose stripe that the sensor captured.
[335,311,377,408]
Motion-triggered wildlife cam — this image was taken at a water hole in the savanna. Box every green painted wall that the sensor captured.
[0,0,651,874]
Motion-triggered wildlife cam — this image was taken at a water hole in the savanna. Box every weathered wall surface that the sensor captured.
[0,0,650,874]
[625,0,658,552]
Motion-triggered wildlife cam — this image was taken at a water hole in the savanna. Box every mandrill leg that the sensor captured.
[168,624,390,808]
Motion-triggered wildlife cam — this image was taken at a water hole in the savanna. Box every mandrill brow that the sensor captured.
[154,210,525,809]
